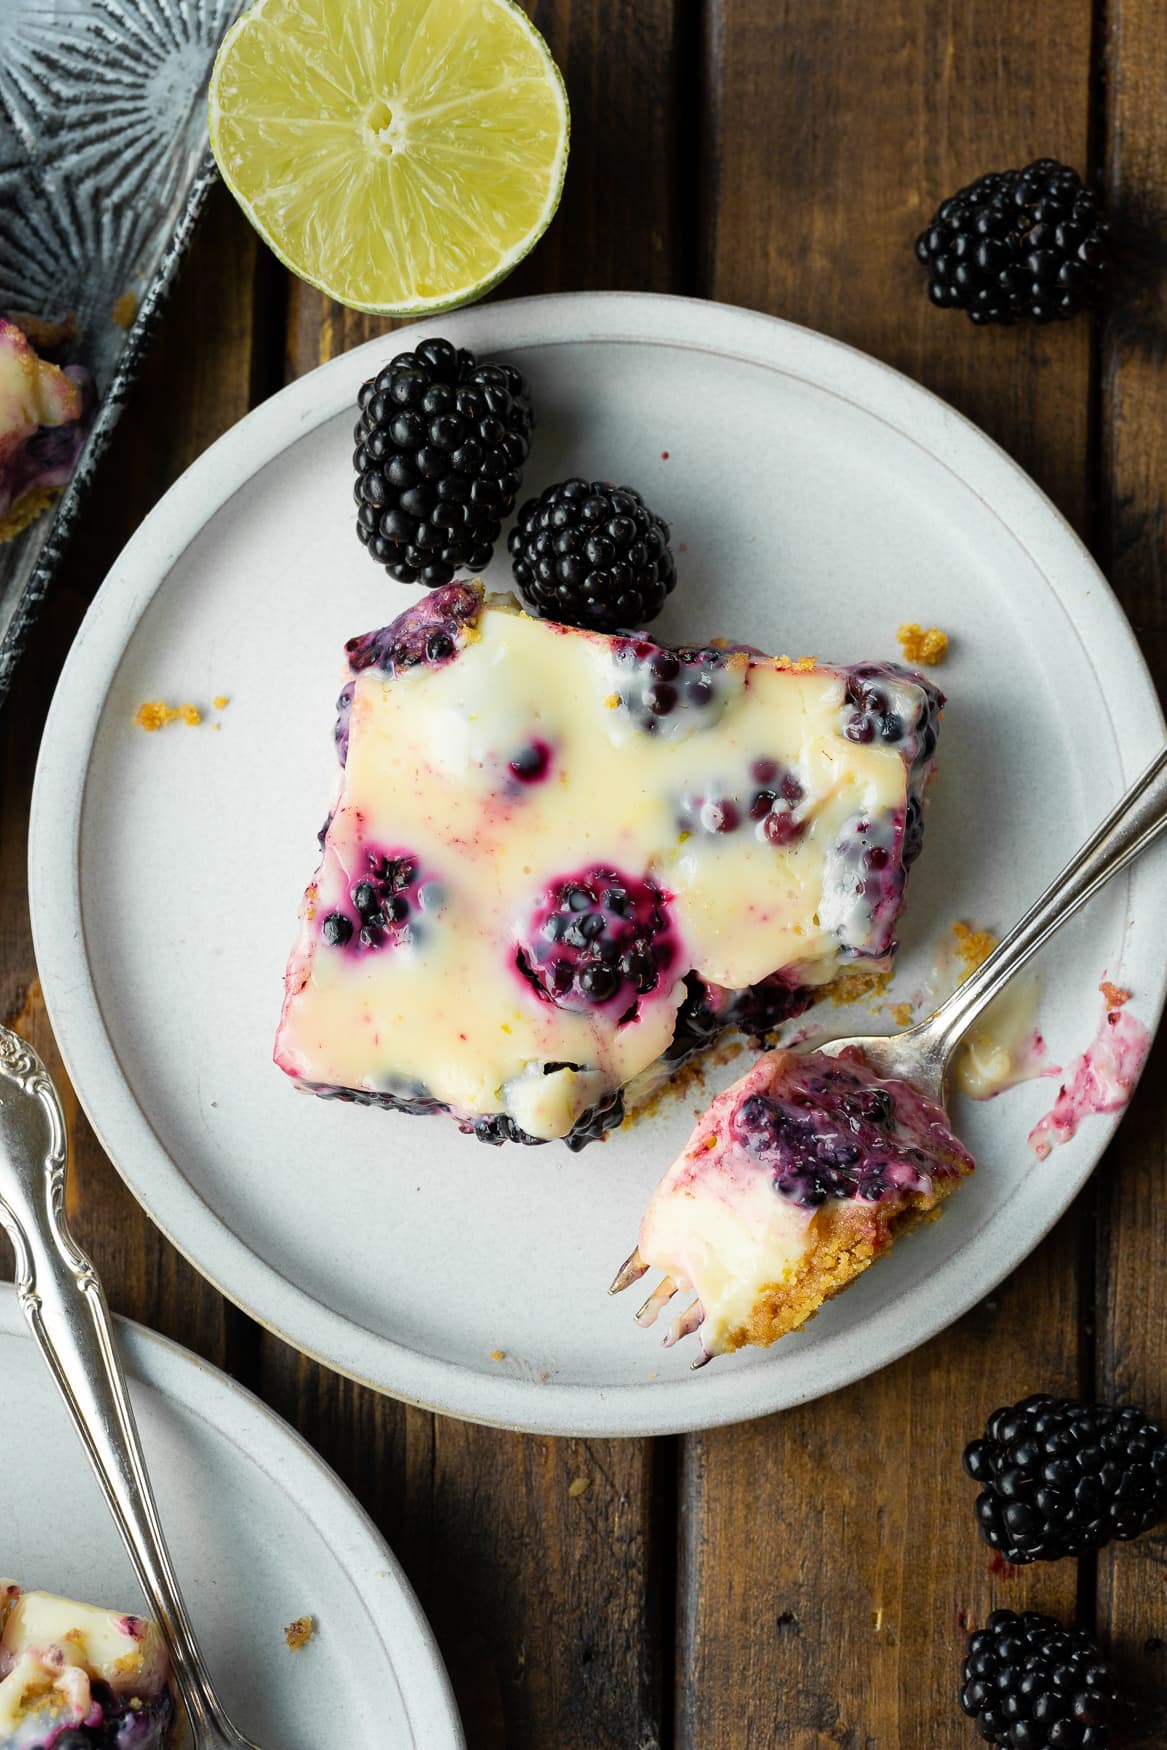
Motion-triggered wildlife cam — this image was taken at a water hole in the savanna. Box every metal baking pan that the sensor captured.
[0,0,242,698]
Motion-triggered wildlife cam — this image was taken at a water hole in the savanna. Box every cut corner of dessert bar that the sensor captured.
[0,1581,176,1748]
[274,578,946,1152]
[615,1043,974,1365]
[0,318,92,545]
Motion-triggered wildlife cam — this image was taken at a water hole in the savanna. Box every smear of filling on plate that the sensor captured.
[1028,984,1151,1159]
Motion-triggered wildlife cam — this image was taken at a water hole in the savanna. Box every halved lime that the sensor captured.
[209,0,569,314]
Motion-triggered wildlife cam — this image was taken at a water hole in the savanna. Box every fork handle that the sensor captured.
[920,743,1167,1063]
[0,1026,251,1750]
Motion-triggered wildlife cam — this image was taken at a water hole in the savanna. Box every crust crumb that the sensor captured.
[829,967,892,1007]
[567,1477,591,1499]
[134,700,204,731]
[284,1616,315,1651]
[112,291,138,329]
[890,1001,914,1028]
[489,1348,505,1361]
[954,920,997,977]
[775,654,818,671]
[213,694,230,711]
[1100,980,1131,1012]
[727,1170,969,1352]
[897,622,949,665]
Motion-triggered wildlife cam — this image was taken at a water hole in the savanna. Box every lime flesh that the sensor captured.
[209,0,569,313]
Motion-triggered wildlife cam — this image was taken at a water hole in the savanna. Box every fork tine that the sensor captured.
[608,1246,648,1295]
[635,1275,678,1326]
[663,1298,705,1347]
[689,1345,714,1370]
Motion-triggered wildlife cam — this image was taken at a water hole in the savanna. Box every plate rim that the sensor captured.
[0,1284,464,1748]
[29,288,1167,1437]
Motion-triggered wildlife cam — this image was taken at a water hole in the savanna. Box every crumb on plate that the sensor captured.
[567,1477,591,1499]
[284,1616,315,1651]
[829,967,892,1007]
[133,700,203,731]
[489,1348,505,1361]
[890,1001,914,1028]
[213,694,230,711]
[954,920,997,977]
[1100,980,1131,1011]
[112,291,138,329]
[897,622,949,665]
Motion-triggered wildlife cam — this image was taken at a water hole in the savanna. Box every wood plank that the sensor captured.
[264,6,686,1745]
[1094,0,1167,1738]
[699,0,1095,532]
[681,3,1095,1743]
[0,186,265,1372]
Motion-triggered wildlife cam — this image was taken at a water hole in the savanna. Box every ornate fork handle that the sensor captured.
[0,1026,257,1750]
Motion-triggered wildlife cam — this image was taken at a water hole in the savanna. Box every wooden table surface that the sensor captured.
[3,3,1166,1745]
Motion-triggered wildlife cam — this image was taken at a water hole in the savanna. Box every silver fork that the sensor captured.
[0,1026,264,1750]
[612,744,1167,1354]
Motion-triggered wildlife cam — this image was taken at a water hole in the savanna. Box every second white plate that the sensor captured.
[0,1288,462,1747]
[29,292,1167,1435]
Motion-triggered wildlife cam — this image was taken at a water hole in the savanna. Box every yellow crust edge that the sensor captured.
[0,485,61,543]
[721,1167,971,1353]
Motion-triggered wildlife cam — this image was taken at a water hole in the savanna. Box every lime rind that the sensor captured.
[208,0,569,316]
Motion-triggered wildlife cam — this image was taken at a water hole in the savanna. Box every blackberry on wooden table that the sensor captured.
[915,159,1107,324]
[964,1394,1167,1563]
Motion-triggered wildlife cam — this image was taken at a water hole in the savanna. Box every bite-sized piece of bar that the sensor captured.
[275,583,944,1147]
[612,1046,973,1360]
[0,320,90,542]
[0,1580,176,1749]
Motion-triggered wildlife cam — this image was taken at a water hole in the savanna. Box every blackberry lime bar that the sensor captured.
[613,1045,973,1360]
[0,320,88,542]
[275,583,943,1147]
[0,1581,175,1748]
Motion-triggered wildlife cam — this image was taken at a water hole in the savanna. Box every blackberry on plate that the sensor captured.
[915,159,1108,324]
[508,478,676,632]
[354,336,533,587]
[960,1609,1122,1749]
[964,1394,1167,1563]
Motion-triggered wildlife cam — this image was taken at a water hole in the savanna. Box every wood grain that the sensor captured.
[699,0,1096,531]
[263,7,686,1747]
[1094,0,1167,1739]
[681,3,1096,1744]
[0,187,266,1373]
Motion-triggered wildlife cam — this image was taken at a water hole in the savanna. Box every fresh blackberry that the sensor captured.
[354,337,533,587]
[915,159,1108,324]
[964,1394,1167,1563]
[960,1610,1122,1748]
[508,478,676,631]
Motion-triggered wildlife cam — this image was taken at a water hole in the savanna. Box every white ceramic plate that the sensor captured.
[30,293,1167,1437]
[0,1286,462,1746]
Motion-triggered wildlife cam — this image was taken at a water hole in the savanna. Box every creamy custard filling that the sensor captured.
[634,1047,974,1357]
[0,1584,173,1750]
[276,585,943,1144]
